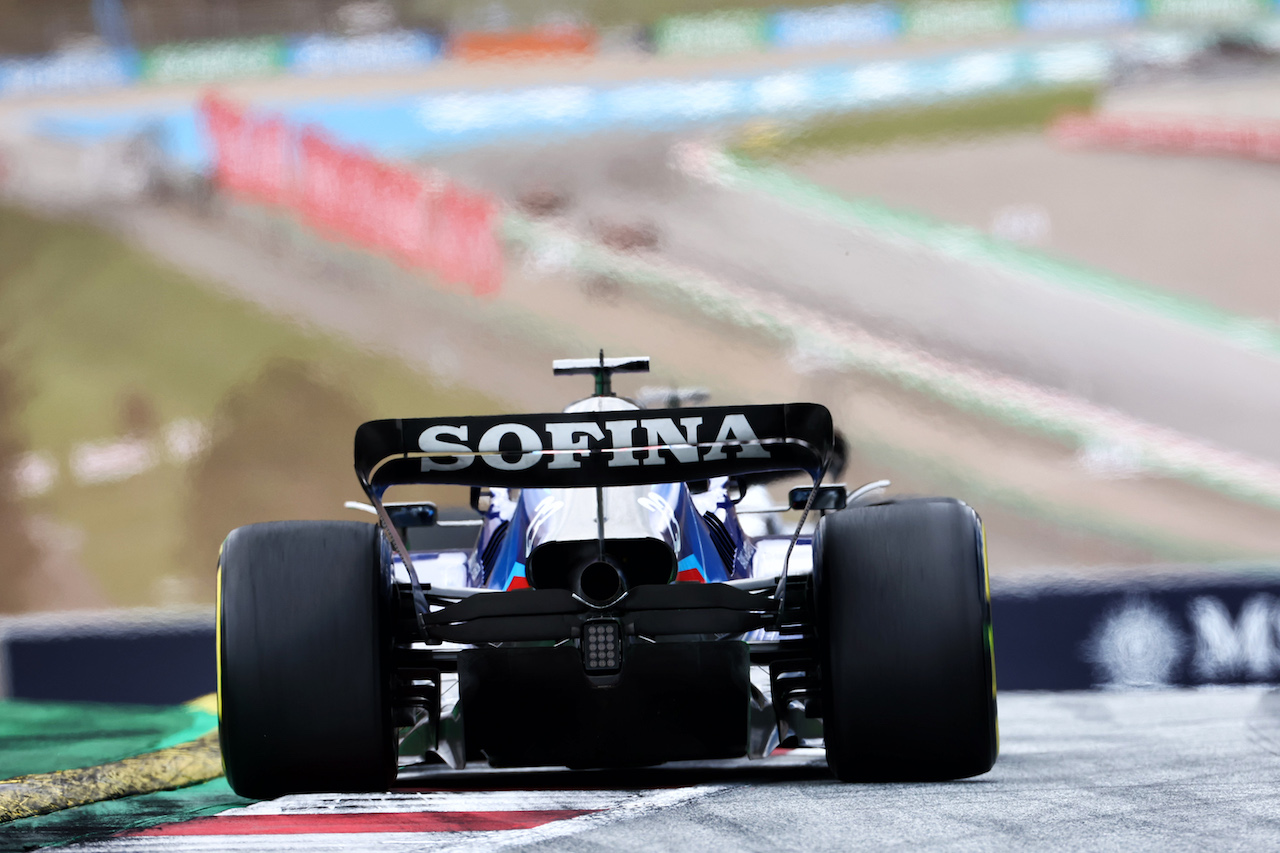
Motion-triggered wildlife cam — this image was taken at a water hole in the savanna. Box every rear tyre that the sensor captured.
[218,520,396,798]
[814,498,997,781]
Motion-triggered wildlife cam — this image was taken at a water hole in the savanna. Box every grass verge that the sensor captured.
[0,204,499,609]
[734,84,1099,160]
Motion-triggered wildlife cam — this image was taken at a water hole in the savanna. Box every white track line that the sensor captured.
[433,784,728,853]
[71,750,830,853]
[230,789,658,814]
[76,830,510,852]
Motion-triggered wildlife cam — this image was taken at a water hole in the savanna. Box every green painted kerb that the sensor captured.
[0,696,222,825]
[0,700,202,780]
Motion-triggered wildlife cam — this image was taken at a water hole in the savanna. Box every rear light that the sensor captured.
[582,620,622,672]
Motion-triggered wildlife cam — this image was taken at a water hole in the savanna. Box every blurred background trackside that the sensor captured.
[1,0,1280,700]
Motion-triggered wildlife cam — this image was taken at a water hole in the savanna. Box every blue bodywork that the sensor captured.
[470,479,758,590]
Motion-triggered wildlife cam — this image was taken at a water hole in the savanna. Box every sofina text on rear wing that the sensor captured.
[354,404,835,494]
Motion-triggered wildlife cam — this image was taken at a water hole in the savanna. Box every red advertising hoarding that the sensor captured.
[449,25,597,62]
[200,94,502,294]
[1054,113,1280,163]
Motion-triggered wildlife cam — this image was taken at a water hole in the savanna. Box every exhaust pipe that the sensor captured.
[575,559,626,606]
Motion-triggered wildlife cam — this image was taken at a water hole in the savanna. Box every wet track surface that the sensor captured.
[11,688,1275,852]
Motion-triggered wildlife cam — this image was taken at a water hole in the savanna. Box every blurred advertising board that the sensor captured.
[294,128,502,289]
[0,49,137,98]
[1028,40,1114,83]
[141,38,286,85]
[286,30,442,76]
[904,0,1019,39]
[1054,113,1280,161]
[201,97,290,204]
[1147,0,1272,25]
[0,608,213,705]
[653,11,770,56]
[449,25,597,61]
[1019,0,1143,32]
[768,3,902,49]
[30,38,1120,172]
[400,41,1110,137]
[201,95,503,295]
[995,569,1280,690]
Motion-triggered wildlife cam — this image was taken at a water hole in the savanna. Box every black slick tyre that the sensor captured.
[813,498,997,781]
[217,520,396,798]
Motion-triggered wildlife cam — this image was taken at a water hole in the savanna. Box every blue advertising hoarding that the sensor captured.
[34,39,1117,169]
[769,3,902,49]
[1020,0,1144,32]
[286,30,442,77]
[0,49,137,98]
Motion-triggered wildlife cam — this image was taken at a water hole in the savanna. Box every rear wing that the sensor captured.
[354,403,834,494]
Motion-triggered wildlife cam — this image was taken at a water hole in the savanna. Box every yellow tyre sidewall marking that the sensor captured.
[981,520,999,755]
[216,542,225,723]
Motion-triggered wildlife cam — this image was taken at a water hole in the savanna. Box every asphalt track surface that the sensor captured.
[9,688,1270,851]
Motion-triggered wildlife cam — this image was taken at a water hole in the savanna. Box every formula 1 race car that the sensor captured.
[216,356,997,798]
